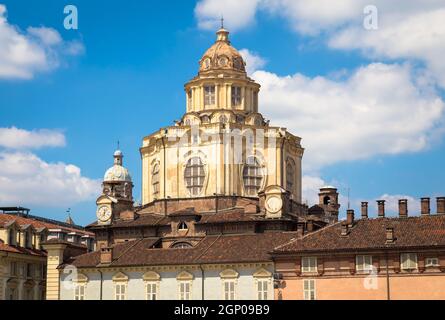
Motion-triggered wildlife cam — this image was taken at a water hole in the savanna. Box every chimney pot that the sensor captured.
[377,200,385,217]
[437,197,445,214]
[398,199,408,218]
[421,198,430,216]
[361,202,368,219]
[346,209,355,226]
[100,247,113,264]
[386,227,395,243]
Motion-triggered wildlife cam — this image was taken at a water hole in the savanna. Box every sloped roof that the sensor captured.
[273,214,445,254]
[68,231,299,268]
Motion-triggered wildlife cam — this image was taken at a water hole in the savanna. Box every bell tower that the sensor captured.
[96,149,133,225]
[318,186,340,222]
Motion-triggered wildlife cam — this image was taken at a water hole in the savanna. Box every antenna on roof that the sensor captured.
[220,15,224,29]
[347,187,350,210]
[117,140,120,150]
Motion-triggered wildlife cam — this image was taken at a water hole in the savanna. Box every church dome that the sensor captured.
[103,149,132,182]
[199,28,246,74]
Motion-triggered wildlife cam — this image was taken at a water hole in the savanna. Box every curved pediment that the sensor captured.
[219,268,239,279]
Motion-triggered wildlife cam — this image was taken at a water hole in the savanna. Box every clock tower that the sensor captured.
[96,149,133,225]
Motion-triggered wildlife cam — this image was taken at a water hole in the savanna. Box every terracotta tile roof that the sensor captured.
[69,231,299,268]
[0,242,47,257]
[198,210,265,223]
[273,214,445,254]
[87,214,169,229]
[0,213,93,235]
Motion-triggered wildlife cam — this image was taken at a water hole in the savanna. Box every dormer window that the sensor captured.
[178,222,188,230]
[204,85,215,106]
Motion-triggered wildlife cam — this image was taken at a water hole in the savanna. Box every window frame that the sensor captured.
[184,157,205,196]
[401,253,418,271]
[74,283,86,300]
[242,156,264,196]
[204,85,216,106]
[222,279,237,300]
[425,257,439,267]
[256,279,269,300]
[301,257,318,274]
[114,282,127,300]
[231,86,242,106]
[151,163,160,198]
[145,281,158,300]
[303,279,316,300]
[356,255,373,273]
[178,281,192,300]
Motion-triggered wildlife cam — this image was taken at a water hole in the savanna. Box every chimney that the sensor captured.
[297,224,304,238]
[398,199,408,218]
[437,197,445,214]
[346,209,354,226]
[307,219,314,232]
[100,247,113,264]
[361,202,368,219]
[386,227,395,243]
[377,200,385,217]
[421,198,430,216]
[341,222,349,236]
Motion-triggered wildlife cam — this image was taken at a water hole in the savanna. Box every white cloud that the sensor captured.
[0,151,101,207]
[239,49,266,75]
[195,0,260,31]
[254,63,445,170]
[0,4,84,79]
[0,127,66,149]
[195,1,445,88]
[329,6,445,89]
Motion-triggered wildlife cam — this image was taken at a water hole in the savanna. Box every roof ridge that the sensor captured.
[110,238,145,266]
[273,221,343,251]
[192,234,222,263]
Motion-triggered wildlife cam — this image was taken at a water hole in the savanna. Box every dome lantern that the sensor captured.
[104,148,132,183]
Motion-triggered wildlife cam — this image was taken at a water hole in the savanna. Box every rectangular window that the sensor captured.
[302,257,317,273]
[74,284,85,300]
[179,282,191,300]
[115,283,127,300]
[231,86,242,106]
[303,279,316,300]
[204,85,215,106]
[257,280,268,300]
[356,255,373,272]
[146,282,158,300]
[401,253,418,270]
[426,257,439,267]
[26,264,33,278]
[223,281,236,300]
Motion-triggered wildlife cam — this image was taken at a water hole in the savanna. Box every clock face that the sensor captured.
[266,196,283,214]
[97,205,112,222]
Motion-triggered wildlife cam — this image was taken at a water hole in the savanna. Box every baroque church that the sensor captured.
[44,26,340,300]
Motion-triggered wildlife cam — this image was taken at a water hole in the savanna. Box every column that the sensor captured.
[227,84,232,109]
[241,86,246,111]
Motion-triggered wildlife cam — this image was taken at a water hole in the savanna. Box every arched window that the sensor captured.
[172,242,193,249]
[178,222,188,230]
[323,196,331,205]
[243,157,263,196]
[286,159,295,193]
[152,163,160,198]
[184,157,205,196]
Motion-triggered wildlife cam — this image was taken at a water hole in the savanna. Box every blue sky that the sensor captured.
[1,0,444,225]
